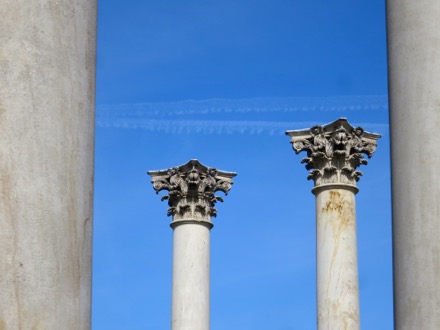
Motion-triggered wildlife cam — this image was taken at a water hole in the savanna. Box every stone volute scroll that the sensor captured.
[148,159,236,227]
[286,118,381,192]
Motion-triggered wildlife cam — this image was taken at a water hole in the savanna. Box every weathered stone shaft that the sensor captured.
[315,187,360,330]
[387,1,440,328]
[171,222,211,330]
[0,1,97,328]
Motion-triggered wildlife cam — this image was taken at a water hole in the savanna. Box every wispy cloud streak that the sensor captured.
[97,95,388,117]
[96,95,388,135]
[97,119,314,135]
[97,118,387,135]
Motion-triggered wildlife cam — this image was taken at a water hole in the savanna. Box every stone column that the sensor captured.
[286,118,380,330]
[0,1,97,329]
[148,159,236,330]
[387,2,440,328]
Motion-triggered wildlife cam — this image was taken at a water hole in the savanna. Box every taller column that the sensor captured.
[148,159,236,330]
[0,1,97,329]
[386,2,440,328]
[286,118,380,330]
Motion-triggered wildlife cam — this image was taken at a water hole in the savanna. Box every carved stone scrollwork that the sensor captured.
[148,160,236,222]
[286,118,381,187]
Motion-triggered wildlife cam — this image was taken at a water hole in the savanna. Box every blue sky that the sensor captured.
[93,1,391,329]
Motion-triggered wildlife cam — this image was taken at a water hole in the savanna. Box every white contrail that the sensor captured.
[96,118,387,135]
[96,95,388,135]
[96,95,388,118]
[97,119,315,135]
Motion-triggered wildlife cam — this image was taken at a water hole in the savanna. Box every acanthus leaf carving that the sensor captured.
[148,160,236,221]
[286,118,381,187]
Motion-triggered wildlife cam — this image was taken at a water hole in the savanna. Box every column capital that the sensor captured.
[148,159,236,225]
[286,118,380,188]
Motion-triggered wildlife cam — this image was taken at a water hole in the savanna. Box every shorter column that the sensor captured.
[286,118,380,330]
[148,159,236,330]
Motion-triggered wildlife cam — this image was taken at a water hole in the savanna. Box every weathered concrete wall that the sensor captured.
[315,188,359,330]
[387,1,440,329]
[171,223,210,330]
[0,1,97,328]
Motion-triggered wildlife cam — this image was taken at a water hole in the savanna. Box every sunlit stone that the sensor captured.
[287,118,380,330]
[148,160,236,330]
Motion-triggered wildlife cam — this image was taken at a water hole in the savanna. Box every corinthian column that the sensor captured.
[387,2,440,328]
[0,1,96,328]
[148,160,236,330]
[286,118,380,330]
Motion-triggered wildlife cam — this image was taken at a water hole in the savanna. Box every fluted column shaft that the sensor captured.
[387,1,440,328]
[287,118,380,330]
[149,160,236,330]
[0,1,97,328]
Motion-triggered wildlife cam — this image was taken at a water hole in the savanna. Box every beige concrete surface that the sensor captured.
[387,1,440,328]
[0,1,97,328]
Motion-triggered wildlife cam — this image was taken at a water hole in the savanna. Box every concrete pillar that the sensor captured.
[148,160,236,330]
[286,118,380,330]
[0,1,97,329]
[386,2,440,328]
